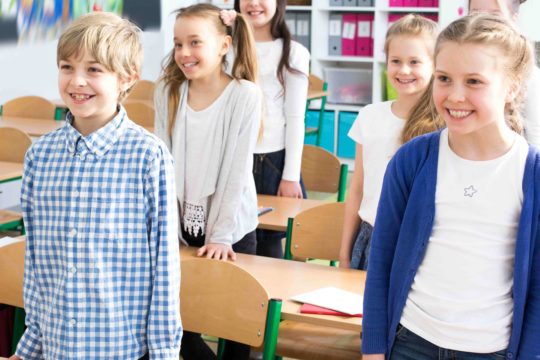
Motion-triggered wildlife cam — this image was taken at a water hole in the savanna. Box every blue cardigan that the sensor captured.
[362,131,540,359]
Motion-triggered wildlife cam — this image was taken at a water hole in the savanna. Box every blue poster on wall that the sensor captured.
[0,0,160,44]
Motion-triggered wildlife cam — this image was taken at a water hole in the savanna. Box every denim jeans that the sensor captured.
[350,221,373,270]
[390,325,507,360]
[252,149,306,258]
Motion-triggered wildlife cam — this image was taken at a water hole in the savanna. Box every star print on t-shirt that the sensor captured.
[464,185,477,197]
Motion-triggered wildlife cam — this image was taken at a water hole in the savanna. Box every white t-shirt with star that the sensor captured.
[400,128,528,353]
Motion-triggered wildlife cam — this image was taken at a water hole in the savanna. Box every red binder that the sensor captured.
[355,13,373,56]
[403,0,419,6]
[300,303,362,317]
[341,13,357,56]
[389,0,404,6]
[418,0,435,6]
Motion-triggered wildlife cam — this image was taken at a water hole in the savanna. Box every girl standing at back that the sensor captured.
[362,14,539,360]
[339,14,441,270]
[232,0,310,258]
[154,4,261,359]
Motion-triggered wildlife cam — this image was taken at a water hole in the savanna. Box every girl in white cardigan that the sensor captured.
[154,5,261,359]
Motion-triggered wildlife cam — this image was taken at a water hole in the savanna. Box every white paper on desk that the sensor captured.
[291,286,363,315]
[0,236,24,248]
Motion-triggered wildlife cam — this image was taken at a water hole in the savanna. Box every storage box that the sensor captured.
[324,68,372,105]
[304,110,335,153]
[337,112,358,159]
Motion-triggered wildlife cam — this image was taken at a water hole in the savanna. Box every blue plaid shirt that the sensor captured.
[16,108,182,360]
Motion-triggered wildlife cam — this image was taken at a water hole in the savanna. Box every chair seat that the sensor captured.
[275,320,362,360]
[0,210,22,229]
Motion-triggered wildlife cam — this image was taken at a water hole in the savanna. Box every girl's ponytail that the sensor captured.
[230,13,258,83]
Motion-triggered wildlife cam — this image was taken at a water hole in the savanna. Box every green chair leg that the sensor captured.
[338,164,349,202]
[284,218,294,260]
[262,299,282,360]
[11,308,25,354]
[316,83,328,147]
[217,337,226,360]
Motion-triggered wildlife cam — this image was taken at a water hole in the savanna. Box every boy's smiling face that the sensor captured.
[58,51,131,135]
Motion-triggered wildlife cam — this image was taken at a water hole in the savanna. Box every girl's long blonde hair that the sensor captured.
[159,3,258,137]
[434,13,534,135]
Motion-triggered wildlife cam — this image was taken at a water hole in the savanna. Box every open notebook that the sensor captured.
[291,286,363,316]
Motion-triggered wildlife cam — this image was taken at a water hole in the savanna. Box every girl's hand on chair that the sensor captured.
[363,354,385,360]
[338,255,351,269]
[277,179,303,198]
[197,243,237,261]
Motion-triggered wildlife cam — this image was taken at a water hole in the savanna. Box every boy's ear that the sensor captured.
[120,74,139,92]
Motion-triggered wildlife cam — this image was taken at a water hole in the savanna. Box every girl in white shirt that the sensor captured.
[234,0,310,258]
[154,4,261,359]
[339,14,441,269]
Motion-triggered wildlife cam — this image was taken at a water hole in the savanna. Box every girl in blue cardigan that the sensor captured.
[362,14,539,360]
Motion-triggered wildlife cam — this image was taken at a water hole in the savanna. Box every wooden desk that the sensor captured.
[181,246,364,332]
[0,161,23,183]
[0,116,63,138]
[0,238,25,308]
[257,194,327,232]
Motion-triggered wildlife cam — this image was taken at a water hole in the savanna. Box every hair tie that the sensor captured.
[220,9,237,27]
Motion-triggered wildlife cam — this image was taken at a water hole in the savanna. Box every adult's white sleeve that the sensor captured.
[282,43,310,182]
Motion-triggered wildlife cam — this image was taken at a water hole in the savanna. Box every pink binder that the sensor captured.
[403,0,419,6]
[355,13,373,56]
[341,13,357,56]
[389,0,404,6]
[418,0,435,6]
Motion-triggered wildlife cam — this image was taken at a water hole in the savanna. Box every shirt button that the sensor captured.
[69,318,77,326]
[69,228,77,237]
[507,353,513,359]
[69,267,77,274]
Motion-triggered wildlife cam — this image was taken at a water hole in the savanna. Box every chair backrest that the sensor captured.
[3,96,56,119]
[0,127,33,163]
[302,144,342,194]
[0,238,25,308]
[308,74,325,93]
[124,101,155,128]
[290,202,345,261]
[180,258,270,347]
[126,80,155,102]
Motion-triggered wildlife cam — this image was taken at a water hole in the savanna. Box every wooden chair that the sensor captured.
[123,101,154,128]
[126,80,155,102]
[305,74,328,147]
[0,127,31,232]
[1,96,56,120]
[302,144,348,202]
[180,257,282,360]
[278,202,361,360]
[0,238,25,308]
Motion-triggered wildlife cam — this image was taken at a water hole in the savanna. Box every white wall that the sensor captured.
[0,8,171,105]
[519,1,540,42]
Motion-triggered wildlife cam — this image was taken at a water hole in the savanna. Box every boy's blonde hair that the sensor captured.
[160,3,258,137]
[384,14,438,57]
[435,13,534,134]
[57,12,142,101]
[383,14,442,144]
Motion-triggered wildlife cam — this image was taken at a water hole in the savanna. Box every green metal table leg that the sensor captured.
[217,338,226,360]
[284,218,294,260]
[262,298,282,360]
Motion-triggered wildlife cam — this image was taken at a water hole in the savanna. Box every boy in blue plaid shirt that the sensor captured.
[11,12,182,360]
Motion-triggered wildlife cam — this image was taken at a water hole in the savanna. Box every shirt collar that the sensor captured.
[64,106,128,158]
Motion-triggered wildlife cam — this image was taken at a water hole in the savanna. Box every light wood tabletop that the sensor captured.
[257,194,328,232]
[307,89,329,100]
[181,246,364,332]
[0,161,23,182]
[0,116,63,138]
